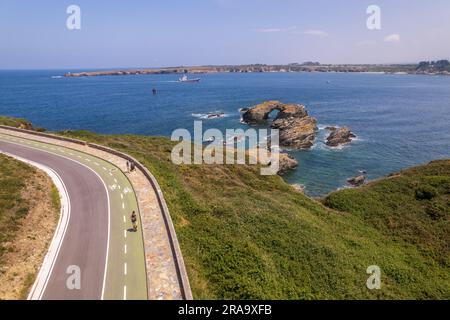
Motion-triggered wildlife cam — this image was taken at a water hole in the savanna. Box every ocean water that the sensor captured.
[1,70,449,196]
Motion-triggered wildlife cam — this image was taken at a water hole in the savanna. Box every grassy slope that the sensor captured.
[324,160,450,270]
[54,130,449,299]
[0,155,35,258]
[0,154,60,299]
[0,117,33,130]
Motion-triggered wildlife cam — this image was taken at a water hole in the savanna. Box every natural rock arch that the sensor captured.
[242,101,317,149]
[242,101,308,124]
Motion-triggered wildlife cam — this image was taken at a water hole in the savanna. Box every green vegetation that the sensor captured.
[57,130,449,299]
[19,273,35,300]
[0,116,33,129]
[50,185,60,210]
[415,184,438,200]
[1,114,448,299]
[416,60,450,73]
[0,150,60,299]
[0,155,35,259]
[324,160,450,268]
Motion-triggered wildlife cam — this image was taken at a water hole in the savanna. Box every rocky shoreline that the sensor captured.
[240,101,358,180]
[241,101,356,150]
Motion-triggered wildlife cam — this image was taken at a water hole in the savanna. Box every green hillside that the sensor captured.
[58,130,449,299]
[324,160,450,271]
[1,116,448,299]
[0,153,60,299]
[0,155,36,258]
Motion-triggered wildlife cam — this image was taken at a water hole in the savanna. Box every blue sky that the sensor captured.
[1,0,449,69]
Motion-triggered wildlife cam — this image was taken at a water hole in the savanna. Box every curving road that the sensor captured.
[0,133,148,300]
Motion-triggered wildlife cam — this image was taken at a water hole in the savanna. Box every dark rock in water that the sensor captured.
[278,153,299,174]
[326,126,356,147]
[347,175,366,187]
[239,107,250,113]
[242,101,318,149]
[325,126,337,131]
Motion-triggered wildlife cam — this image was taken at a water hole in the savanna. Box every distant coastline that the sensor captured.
[64,61,450,77]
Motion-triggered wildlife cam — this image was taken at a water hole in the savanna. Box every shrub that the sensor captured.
[424,176,450,194]
[415,185,438,200]
[425,202,447,220]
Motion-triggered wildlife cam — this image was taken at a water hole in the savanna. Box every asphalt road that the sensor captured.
[0,133,147,300]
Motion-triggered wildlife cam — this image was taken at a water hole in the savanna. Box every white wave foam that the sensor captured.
[310,140,351,151]
[336,185,353,192]
[351,136,364,142]
[191,112,230,120]
[327,144,347,150]
[318,124,337,130]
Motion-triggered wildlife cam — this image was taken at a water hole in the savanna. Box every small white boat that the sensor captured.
[178,74,200,83]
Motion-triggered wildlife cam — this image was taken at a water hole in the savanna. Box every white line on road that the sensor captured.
[123,215,126,223]
[114,178,118,183]
[124,263,127,275]
[120,193,123,199]
[122,202,125,209]
[124,244,127,254]
[94,162,99,166]
[123,286,127,300]
[124,230,127,238]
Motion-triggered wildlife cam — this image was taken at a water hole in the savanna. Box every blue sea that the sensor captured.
[1,70,449,196]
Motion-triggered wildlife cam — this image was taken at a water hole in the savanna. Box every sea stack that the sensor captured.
[326,126,356,147]
[242,101,318,149]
